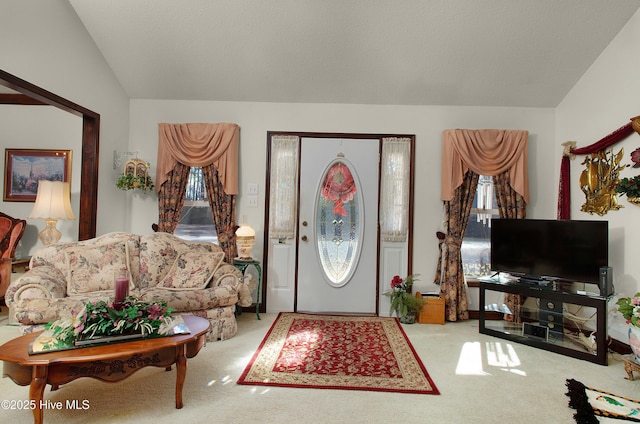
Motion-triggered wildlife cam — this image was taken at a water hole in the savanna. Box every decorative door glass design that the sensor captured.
[316,159,363,287]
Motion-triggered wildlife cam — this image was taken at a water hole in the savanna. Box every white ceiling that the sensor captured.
[68,0,640,108]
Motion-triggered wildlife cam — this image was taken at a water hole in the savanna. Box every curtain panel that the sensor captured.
[203,164,237,261]
[156,163,191,234]
[380,137,411,242]
[437,129,529,322]
[157,123,240,195]
[268,135,299,239]
[441,129,529,203]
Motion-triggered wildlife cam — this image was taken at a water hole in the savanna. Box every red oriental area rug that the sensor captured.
[237,312,439,394]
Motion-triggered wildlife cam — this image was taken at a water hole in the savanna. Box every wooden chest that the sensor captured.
[415,292,445,325]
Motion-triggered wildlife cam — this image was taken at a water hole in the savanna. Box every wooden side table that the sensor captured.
[233,258,262,320]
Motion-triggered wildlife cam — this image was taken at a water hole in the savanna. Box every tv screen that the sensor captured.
[490,219,608,284]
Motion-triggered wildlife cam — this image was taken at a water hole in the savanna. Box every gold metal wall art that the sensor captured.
[631,116,640,136]
[579,148,625,215]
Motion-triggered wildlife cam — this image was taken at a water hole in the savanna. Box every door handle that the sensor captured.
[301,235,308,242]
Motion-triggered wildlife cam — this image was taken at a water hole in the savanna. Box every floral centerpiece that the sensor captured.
[383,274,425,324]
[616,293,640,362]
[42,297,176,351]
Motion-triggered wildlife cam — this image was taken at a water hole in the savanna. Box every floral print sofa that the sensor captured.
[5,232,253,341]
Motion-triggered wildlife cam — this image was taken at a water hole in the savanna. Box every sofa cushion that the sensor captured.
[140,285,239,311]
[157,251,225,290]
[65,242,132,295]
[138,232,222,289]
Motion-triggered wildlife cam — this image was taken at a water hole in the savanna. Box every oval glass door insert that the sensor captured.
[315,159,363,287]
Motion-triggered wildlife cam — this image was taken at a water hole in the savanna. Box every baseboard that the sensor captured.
[608,336,632,355]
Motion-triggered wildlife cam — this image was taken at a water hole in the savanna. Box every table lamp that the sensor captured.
[29,181,76,246]
[236,222,256,259]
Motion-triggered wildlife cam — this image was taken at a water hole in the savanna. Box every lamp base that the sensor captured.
[39,218,61,246]
[237,243,254,259]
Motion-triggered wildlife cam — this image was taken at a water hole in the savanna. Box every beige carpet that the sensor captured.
[0,309,635,423]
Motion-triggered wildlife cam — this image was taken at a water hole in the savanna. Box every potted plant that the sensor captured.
[616,293,640,362]
[383,274,425,324]
[116,173,155,192]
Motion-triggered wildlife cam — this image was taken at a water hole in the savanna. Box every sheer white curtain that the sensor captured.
[380,137,411,242]
[268,135,299,239]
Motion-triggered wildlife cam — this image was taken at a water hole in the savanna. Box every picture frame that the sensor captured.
[3,149,72,202]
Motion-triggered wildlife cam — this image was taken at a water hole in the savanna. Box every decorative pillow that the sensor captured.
[65,242,132,295]
[157,251,225,290]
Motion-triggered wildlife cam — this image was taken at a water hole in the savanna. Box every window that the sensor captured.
[173,167,218,243]
[461,175,499,279]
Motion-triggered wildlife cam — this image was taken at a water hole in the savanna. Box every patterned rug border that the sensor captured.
[237,312,440,395]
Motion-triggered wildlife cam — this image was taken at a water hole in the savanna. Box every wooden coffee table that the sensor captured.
[0,315,210,424]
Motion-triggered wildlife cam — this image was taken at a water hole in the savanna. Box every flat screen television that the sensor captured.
[490,219,608,284]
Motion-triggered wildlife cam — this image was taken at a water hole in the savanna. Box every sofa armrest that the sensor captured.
[5,265,67,306]
[212,263,253,307]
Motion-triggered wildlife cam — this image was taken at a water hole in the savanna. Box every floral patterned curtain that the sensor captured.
[155,123,239,257]
[436,129,529,321]
[434,171,478,321]
[156,163,190,233]
[494,169,527,322]
[203,164,237,262]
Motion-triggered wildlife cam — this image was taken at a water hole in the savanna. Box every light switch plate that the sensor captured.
[247,195,258,207]
[247,183,259,194]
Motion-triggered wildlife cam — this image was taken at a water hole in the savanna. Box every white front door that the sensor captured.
[296,138,379,314]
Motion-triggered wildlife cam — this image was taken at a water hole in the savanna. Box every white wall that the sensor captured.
[1,0,130,254]
[129,100,556,297]
[556,8,640,341]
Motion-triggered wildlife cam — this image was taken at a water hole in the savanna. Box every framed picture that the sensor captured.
[3,149,72,202]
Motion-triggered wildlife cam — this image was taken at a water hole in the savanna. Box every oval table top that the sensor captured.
[0,315,210,366]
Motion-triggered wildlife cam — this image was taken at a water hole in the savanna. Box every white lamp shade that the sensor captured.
[29,181,76,220]
[236,223,256,239]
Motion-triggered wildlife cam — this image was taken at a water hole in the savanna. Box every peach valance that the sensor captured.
[441,129,529,202]
[157,123,239,195]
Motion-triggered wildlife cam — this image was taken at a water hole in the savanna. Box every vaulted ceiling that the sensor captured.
[67,0,640,108]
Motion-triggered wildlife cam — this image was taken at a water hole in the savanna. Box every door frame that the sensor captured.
[262,131,416,314]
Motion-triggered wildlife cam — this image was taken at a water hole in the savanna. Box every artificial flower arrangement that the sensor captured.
[616,293,640,328]
[615,148,640,199]
[115,173,155,192]
[615,175,640,199]
[42,297,176,351]
[383,274,425,323]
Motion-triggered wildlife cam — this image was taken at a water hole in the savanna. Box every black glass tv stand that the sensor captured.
[478,278,608,365]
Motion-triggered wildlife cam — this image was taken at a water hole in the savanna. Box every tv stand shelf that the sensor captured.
[478,280,608,365]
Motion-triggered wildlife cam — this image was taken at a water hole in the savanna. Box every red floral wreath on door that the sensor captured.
[321,162,356,217]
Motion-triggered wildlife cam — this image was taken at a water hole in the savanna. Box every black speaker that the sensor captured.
[539,299,563,340]
[599,266,614,297]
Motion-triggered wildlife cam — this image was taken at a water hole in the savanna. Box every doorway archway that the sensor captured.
[0,69,99,240]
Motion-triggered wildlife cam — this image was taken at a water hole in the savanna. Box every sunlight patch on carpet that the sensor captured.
[237,312,439,394]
